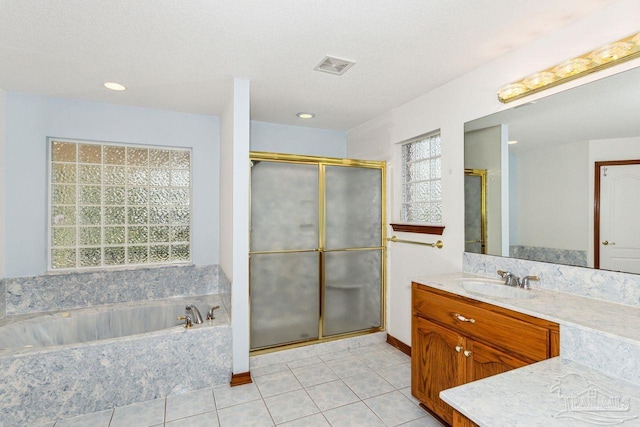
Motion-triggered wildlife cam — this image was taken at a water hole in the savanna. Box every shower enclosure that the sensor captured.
[249,152,386,351]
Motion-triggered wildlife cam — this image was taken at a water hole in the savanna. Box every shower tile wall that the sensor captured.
[4,264,226,316]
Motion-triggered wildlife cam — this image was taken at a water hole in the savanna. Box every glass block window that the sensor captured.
[401,132,442,224]
[49,139,191,270]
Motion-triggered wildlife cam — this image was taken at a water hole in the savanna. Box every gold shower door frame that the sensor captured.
[464,168,487,254]
[249,151,386,354]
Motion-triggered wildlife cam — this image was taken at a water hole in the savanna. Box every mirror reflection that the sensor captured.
[464,65,640,274]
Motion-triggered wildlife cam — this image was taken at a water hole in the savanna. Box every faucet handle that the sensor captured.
[497,270,510,278]
[177,315,193,328]
[520,275,540,290]
[207,305,220,320]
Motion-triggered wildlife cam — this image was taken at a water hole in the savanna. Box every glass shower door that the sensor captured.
[250,161,320,350]
[323,165,383,337]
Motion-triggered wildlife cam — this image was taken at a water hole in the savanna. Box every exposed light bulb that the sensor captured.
[589,42,634,65]
[553,58,590,78]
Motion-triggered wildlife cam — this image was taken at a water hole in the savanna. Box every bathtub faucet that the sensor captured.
[185,305,204,324]
[177,314,193,328]
[207,305,220,320]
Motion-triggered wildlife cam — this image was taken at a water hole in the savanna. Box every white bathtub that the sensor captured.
[0,294,232,425]
[0,294,223,353]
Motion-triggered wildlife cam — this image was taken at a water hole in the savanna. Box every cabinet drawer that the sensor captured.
[413,285,549,361]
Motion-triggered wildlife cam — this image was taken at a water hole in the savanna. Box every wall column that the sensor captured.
[219,78,251,379]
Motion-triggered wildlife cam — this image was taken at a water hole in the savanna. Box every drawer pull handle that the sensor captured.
[455,345,463,353]
[454,313,476,324]
[463,350,472,357]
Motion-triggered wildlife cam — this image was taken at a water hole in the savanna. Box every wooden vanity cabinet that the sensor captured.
[411,282,559,426]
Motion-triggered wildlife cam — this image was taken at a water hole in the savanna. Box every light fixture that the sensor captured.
[296,112,315,119]
[498,31,640,103]
[508,140,518,145]
[104,82,126,91]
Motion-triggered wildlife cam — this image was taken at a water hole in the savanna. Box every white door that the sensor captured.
[599,164,640,274]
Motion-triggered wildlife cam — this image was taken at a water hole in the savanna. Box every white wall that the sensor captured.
[508,152,518,245]
[346,0,640,345]
[219,79,251,375]
[250,121,346,158]
[219,86,234,284]
[516,141,588,250]
[4,94,220,277]
[464,126,503,256]
[0,88,5,278]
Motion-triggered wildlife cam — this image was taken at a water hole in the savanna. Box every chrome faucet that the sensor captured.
[520,275,540,290]
[497,270,520,287]
[497,270,538,289]
[185,305,204,324]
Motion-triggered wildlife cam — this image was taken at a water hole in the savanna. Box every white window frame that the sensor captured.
[47,137,193,271]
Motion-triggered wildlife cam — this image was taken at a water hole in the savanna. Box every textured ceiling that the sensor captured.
[0,0,614,130]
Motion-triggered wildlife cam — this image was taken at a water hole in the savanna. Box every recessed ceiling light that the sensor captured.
[508,140,518,145]
[104,82,126,91]
[296,112,315,119]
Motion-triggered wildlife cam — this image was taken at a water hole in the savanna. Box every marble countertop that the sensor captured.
[412,272,640,345]
[440,357,640,426]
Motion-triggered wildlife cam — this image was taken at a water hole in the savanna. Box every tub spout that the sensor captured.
[185,305,204,324]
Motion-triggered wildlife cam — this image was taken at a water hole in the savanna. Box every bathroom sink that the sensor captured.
[457,278,534,300]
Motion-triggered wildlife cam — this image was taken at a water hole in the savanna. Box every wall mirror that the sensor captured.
[464,65,640,275]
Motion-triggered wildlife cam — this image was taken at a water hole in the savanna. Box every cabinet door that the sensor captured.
[467,339,529,382]
[412,316,465,425]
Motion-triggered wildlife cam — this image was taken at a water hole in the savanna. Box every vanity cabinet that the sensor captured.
[411,282,559,426]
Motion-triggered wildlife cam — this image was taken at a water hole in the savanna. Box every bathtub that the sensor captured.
[0,294,232,426]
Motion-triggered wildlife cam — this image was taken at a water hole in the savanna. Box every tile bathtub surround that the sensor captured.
[4,263,229,315]
[48,342,443,427]
[463,252,640,307]
[509,245,587,267]
[0,322,232,426]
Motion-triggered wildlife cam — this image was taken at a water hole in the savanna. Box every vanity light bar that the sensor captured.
[498,31,640,103]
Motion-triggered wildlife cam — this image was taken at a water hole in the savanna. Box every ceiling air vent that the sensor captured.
[314,56,356,76]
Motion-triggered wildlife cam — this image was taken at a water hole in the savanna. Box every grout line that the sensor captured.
[163,396,167,425]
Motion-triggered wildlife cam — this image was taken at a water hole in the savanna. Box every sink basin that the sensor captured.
[457,278,534,300]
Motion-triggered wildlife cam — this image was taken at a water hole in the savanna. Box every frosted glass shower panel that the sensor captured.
[323,250,382,336]
[251,161,318,252]
[465,174,484,254]
[325,166,382,249]
[250,252,320,349]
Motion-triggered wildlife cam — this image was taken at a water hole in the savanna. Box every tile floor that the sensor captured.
[46,343,443,427]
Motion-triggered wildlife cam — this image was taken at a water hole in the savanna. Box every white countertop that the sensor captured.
[413,272,640,345]
[413,273,640,426]
[440,357,640,427]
